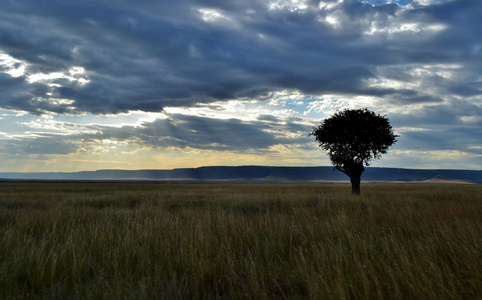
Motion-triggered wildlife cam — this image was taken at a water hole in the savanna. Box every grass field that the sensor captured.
[0,183,480,299]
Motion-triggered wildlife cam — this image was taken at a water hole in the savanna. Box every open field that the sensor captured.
[0,183,481,299]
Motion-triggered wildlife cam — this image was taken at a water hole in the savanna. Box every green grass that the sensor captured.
[0,183,481,299]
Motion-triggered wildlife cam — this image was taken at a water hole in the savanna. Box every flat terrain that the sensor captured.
[0,183,481,299]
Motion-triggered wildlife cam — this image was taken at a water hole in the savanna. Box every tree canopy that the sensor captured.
[311,108,398,194]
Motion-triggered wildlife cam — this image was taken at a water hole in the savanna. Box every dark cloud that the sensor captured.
[389,99,482,157]
[96,113,312,152]
[1,0,480,114]
[0,112,312,157]
[0,136,78,156]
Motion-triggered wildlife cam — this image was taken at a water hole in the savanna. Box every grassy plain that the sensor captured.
[0,183,481,299]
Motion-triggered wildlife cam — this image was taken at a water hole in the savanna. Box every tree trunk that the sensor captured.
[338,163,364,195]
[350,175,361,195]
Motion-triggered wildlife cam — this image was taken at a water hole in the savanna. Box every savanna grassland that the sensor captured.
[0,183,480,299]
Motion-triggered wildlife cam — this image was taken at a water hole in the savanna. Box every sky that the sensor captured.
[0,0,481,172]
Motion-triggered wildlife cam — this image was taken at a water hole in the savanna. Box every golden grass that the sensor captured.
[0,183,480,299]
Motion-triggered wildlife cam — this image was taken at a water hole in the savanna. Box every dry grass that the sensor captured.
[0,183,481,299]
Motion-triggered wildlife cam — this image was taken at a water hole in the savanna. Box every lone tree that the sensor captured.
[310,108,398,195]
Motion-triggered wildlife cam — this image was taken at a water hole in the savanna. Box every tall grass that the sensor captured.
[0,183,480,299]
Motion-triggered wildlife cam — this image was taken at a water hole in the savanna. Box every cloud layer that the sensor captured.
[2,0,481,114]
[0,0,481,171]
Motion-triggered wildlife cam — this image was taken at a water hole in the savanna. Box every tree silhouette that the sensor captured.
[311,108,398,195]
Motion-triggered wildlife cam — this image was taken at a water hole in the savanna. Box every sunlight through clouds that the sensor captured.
[198,8,231,22]
[1,51,90,87]
[27,67,90,86]
[0,52,26,77]
[268,0,310,12]
[364,22,448,38]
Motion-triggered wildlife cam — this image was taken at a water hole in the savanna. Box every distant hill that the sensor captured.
[1,166,481,183]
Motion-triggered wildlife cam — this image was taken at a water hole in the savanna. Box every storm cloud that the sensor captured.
[0,0,480,114]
